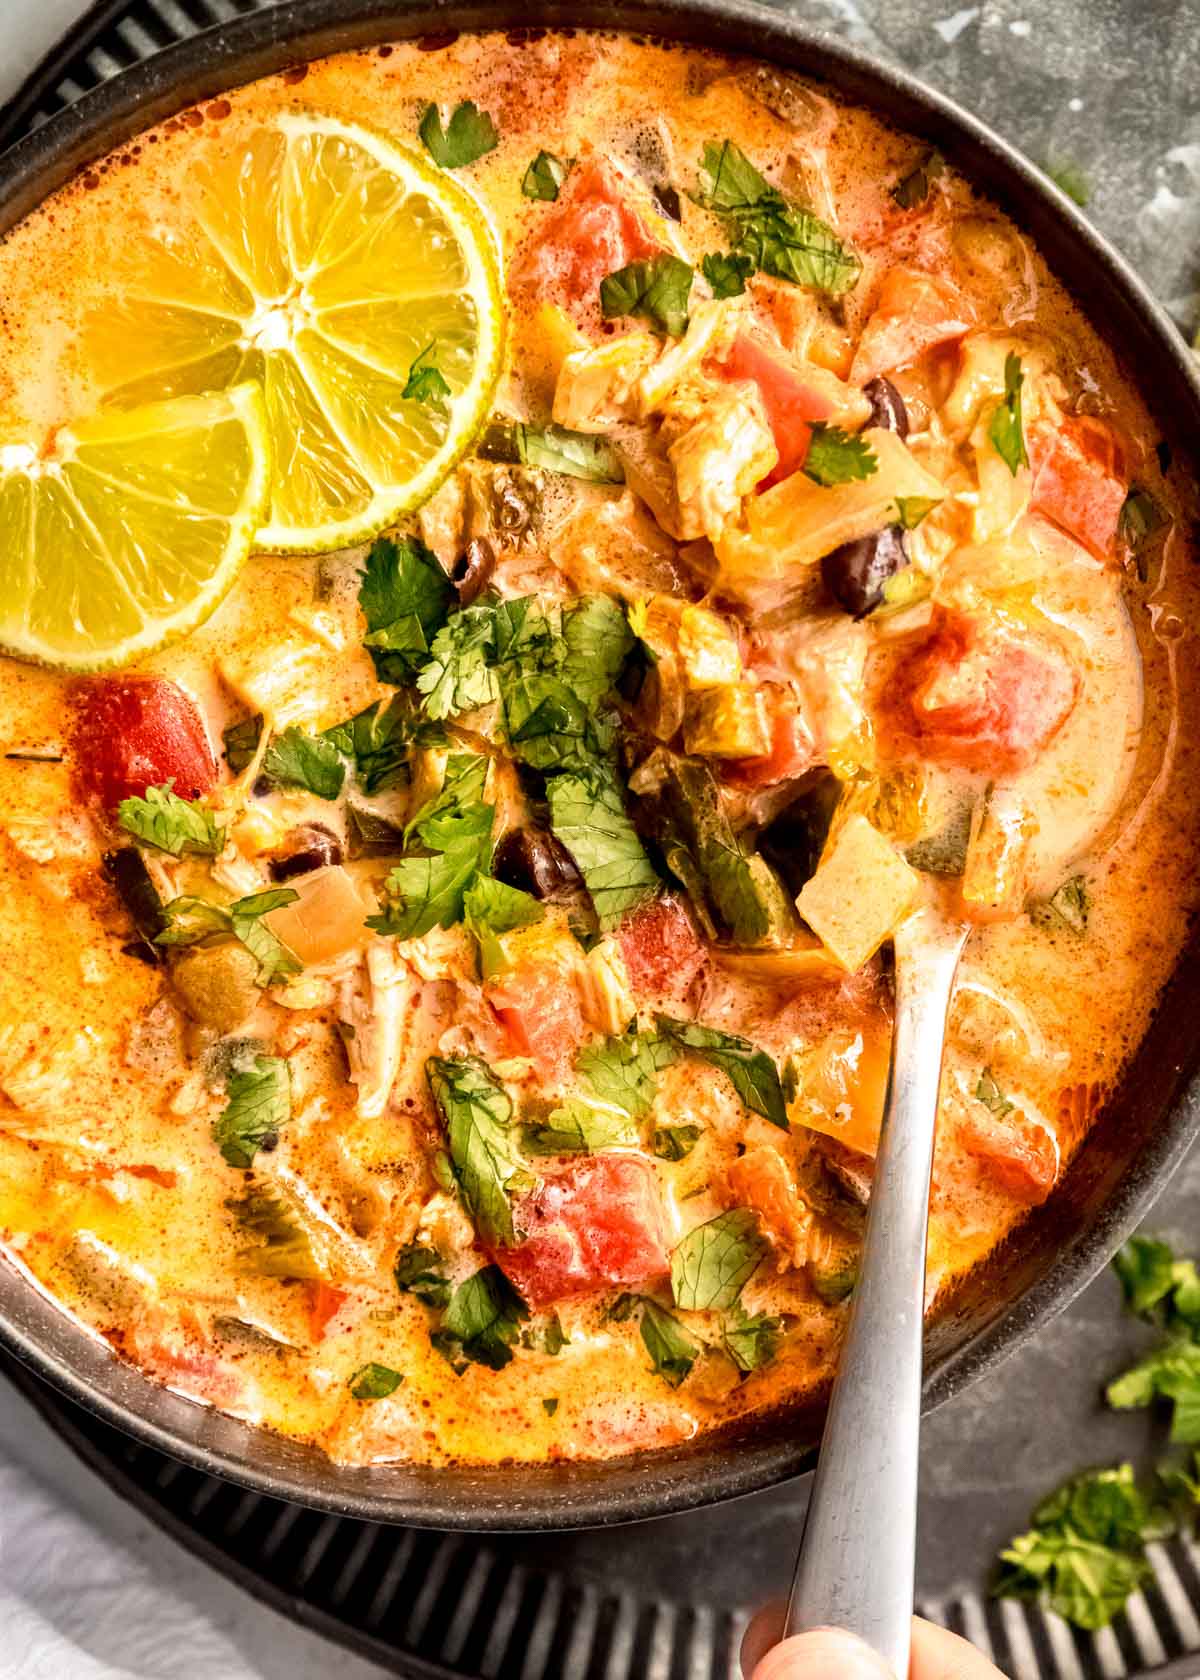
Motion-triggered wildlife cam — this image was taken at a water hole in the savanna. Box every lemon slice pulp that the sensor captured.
[86,112,506,553]
[0,384,270,670]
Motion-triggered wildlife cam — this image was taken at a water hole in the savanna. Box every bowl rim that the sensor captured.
[2,0,1200,1531]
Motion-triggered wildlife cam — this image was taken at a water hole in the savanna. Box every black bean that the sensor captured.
[821,526,909,618]
[451,536,497,606]
[863,375,909,438]
[493,827,584,900]
[102,847,166,961]
[268,823,343,882]
[652,182,682,222]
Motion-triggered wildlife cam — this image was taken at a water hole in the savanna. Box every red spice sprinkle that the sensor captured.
[205,99,232,120]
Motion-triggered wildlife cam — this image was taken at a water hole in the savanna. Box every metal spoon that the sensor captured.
[784,905,969,1677]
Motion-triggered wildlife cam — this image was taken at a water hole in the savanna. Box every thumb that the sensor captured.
[748,1628,895,1680]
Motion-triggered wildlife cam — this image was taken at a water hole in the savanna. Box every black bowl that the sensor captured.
[2,0,1199,1531]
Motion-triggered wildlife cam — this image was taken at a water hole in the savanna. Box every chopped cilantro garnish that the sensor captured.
[212,1055,291,1169]
[988,352,1029,476]
[802,423,878,487]
[418,100,498,170]
[522,150,570,201]
[402,341,451,404]
[600,253,694,338]
[117,782,224,858]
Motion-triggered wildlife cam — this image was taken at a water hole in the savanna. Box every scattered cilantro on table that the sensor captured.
[994,1236,1200,1629]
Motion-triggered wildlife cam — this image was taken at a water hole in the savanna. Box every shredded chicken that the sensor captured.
[664,380,778,543]
[553,334,659,432]
[338,939,420,1119]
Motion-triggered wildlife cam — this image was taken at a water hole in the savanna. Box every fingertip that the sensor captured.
[749,1628,896,1680]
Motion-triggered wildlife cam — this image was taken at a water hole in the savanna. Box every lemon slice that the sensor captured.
[85,112,505,553]
[0,383,270,670]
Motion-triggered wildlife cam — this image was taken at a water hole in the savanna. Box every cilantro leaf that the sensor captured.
[1030,874,1090,935]
[367,844,483,940]
[117,783,224,858]
[359,535,453,684]
[696,138,775,211]
[1044,160,1090,206]
[462,872,544,975]
[634,1296,700,1386]
[701,250,753,298]
[722,1307,783,1373]
[578,1027,676,1119]
[600,254,694,338]
[402,341,451,404]
[890,149,945,210]
[262,725,346,800]
[156,888,301,987]
[418,100,498,170]
[547,765,659,929]
[671,1209,767,1311]
[975,1068,1015,1120]
[369,757,494,939]
[1113,1236,1180,1319]
[222,714,263,775]
[514,423,625,482]
[417,606,500,720]
[542,1396,559,1415]
[560,594,635,708]
[349,1363,404,1399]
[229,888,303,987]
[522,150,569,201]
[802,423,878,487]
[213,1055,291,1169]
[426,1054,532,1245]
[988,352,1029,475]
[394,1241,452,1308]
[406,753,492,849]
[156,896,235,946]
[324,693,443,795]
[894,495,943,531]
[524,1097,639,1155]
[995,1465,1154,1630]
[695,139,860,295]
[656,1015,787,1129]
[433,1265,528,1371]
[652,1123,702,1161]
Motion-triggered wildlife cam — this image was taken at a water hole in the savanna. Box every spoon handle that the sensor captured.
[784,910,968,1677]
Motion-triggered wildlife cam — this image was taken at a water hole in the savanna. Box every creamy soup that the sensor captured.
[0,31,1196,1467]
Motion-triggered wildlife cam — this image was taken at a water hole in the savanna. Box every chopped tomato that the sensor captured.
[720,333,837,486]
[617,894,707,1002]
[512,160,659,312]
[723,691,814,788]
[1030,416,1126,561]
[849,265,975,386]
[495,1154,669,1307]
[887,610,1078,775]
[960,1110,1059,1204]
[304,1281,348,1341]
[69,677,218,810]
[488,964,586,1084]
[726,1145,808,1266]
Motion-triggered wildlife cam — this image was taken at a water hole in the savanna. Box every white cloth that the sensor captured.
[0,1382,390,1679]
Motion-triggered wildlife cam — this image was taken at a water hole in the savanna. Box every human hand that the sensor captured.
[741,1606,1008,1680]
